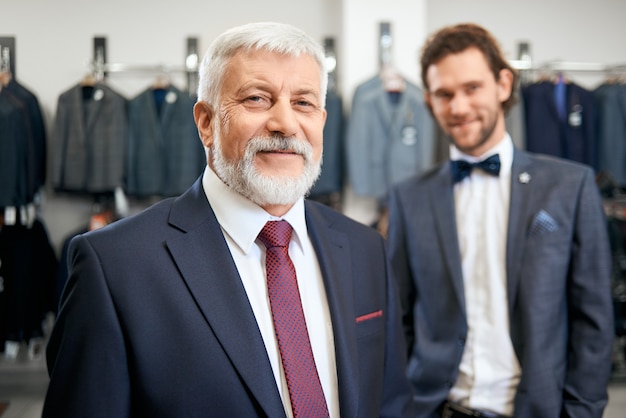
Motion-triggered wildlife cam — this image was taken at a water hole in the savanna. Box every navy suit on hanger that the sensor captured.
[126,85,205,197]
[523,80,597,169]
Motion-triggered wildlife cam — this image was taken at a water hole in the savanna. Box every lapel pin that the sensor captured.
[518,172,531,184]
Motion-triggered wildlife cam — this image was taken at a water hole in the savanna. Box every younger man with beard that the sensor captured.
[44,22,413,418]
[386,23,613,418]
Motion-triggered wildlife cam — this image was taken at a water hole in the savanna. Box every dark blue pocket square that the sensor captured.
[530,209,559,234]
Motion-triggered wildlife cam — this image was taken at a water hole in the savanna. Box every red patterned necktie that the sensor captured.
[258,220,330,418]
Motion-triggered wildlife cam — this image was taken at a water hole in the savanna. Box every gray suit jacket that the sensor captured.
[44,177,414,417]
[346,76,436,199]
[387,149,614,418]
[52,83,127,193]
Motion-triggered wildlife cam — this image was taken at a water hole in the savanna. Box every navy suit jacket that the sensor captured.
[310,88,345,196]
[594,83,626,186]
[387,149,614,418]
[126,85,205,197]
[44,177,414,417]
[523,81,597,170]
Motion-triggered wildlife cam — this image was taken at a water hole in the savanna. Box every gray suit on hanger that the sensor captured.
[52,83,127,193]
[387,148,614,418]
[346,76,435,200]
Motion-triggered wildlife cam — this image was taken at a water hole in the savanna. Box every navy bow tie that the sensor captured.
[450,154,501,183]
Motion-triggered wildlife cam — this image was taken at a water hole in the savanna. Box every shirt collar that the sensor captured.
[449,133,513,177]
[202,167,307,254]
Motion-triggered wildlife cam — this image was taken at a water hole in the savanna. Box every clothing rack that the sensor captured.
[508,42,626,84]
[377,21,405,92]
[89,36,200,95]
[324,37,338,92]
[378,22,393,70]
[0,36,16,76]
[510,59,626,73]
[0,46,10,76]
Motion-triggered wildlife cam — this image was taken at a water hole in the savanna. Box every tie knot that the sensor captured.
[450,153,501,183]
[258,220,293,249]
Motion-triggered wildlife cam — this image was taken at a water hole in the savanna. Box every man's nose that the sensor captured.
[266,99,298,137]
[449,94,471,115]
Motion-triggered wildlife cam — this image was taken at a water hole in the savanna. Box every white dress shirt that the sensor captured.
[202,167,339,418]
[448,134,521,416]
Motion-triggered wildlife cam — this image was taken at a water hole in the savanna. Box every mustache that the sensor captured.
[246,135,313,158]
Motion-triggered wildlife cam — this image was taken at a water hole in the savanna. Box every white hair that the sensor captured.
[197,22,328,107]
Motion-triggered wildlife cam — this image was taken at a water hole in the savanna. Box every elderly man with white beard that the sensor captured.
[43,21,414,418]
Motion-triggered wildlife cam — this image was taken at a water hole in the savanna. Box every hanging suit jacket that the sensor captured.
[3,79,47,203]
[346,76,435,200]
[126,85,205,197]
[387,148,614,418]
[310,88,345,197]
[0,219,57,343]
[52,83,127,193]
[0,85,30,206]
[43,177,415,417]
[523,80,597,170]
[594,82,626,186]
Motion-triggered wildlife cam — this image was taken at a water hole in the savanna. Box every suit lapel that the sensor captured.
[506,150,533,319]
[84,85,104,136]
[430,165,466,314]
[70,85,87,145]
[158,86,175,132]
[540,81,561,121]
[142,89,164,149]
[373,87,396,134]
[305,203,359,418]
[165,182,285,417]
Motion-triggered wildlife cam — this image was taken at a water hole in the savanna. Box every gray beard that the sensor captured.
[212,134,322,207]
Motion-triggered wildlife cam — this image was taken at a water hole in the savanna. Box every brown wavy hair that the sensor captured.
[420,23,518,114]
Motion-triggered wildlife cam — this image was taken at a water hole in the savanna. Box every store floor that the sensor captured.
[1,332,625,417]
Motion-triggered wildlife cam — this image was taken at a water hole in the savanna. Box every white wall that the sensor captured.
[3,0,341,125]
[426,0,626,88]
[3,0,342,250]
[3,0,626,250]
[341,0,427,99]
[340,0,428,225]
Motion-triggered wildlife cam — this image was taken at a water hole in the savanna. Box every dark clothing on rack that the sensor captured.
[125,85,204,197]
[0,219,57,344]
[310,88,345,197]
[52,83,128,193]
[594,83,626,186]
[55,226,88,314]
[523,80,597,169]
[0,79,47,207]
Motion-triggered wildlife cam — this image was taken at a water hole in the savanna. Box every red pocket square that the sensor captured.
[356,310,383,323]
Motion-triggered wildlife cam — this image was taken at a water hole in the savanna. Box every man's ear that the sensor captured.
[424,91,434,114]
[497,68,514,103]
[193,101,215,148]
